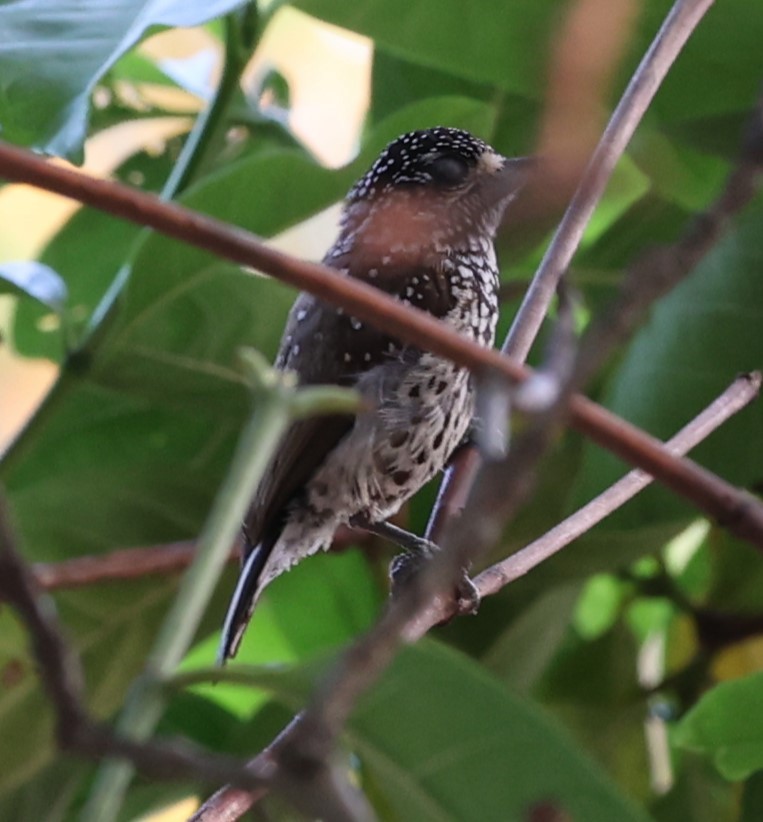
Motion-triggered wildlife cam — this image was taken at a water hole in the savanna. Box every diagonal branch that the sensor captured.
[475,372,762,597]
[1,140,762,547]
[426,0,718,544]
[505,0,717,361]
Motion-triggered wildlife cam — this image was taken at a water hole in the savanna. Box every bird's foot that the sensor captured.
[454,571,480,615]
[351,515,480,615]
[390,551,480,615]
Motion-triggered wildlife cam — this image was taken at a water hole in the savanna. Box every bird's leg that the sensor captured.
[350,515,480,615]
[352,516,438,557]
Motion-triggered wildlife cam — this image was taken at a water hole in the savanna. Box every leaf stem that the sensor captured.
[80,374,291,822]
[162,9,257,200]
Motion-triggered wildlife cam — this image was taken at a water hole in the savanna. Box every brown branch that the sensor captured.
[31,527,366,591]
[476,372,762,598]
[189,785,266,822]
[1,144,762,547]
[33,542,204,590]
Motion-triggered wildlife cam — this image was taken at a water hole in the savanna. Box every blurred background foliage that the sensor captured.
[0,0,762,819]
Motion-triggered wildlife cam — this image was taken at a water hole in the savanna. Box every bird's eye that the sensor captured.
[427,155,470,187]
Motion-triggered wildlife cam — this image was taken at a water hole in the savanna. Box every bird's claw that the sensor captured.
[455,572,480,615]
[389,549,480,617]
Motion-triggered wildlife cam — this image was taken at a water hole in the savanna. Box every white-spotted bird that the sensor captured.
[219,127,529,662]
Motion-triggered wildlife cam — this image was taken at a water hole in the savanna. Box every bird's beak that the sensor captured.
[482,154,536,209]
[499,155,536,190]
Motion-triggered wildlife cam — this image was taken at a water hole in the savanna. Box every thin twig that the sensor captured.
[505,0,716,361]
[427,0,717,542]
[33,542,205,590]
[476,372,762,597]
[31,526,366,591]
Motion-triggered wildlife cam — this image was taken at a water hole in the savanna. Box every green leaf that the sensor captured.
[5,381,242,560]
[674,671,763,780]
[651,754,737,822]
[350,642,649,822]
[0,0,248,157]
[175,641,649,820]
[482,583,581,694]
[180,550,383,718]
[575,191,763,529]
[12,150,176,361]
[294,0,560,96]
[0,261,67,311]
[536,625,651,800]
[650,0,763,125]
[0,757,93,822]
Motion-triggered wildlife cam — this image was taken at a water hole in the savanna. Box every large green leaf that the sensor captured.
[295,0,561,96]
[5,381,243,560]
[575,191,763,529]
[482,582,582,694]
[0,0,247,157]
[12,146,178,361]
[535,624,652,801]
[649,0,763,125]
[181,550,383,718]
[175,641,650,820]
[674,671,763,780]
[351,642,649,821]
[651,755,737,822]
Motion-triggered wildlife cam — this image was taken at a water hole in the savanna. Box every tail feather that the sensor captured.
[217,544,269,664]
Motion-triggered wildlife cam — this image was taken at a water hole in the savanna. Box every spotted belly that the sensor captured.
[302,353,471,524]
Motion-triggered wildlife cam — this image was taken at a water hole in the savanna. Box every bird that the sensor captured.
[219,126,529,663]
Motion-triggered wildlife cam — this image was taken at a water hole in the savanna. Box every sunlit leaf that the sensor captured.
[675,671,763,780]
[0,0,248,157]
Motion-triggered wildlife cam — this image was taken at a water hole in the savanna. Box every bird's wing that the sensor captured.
[219,259,456,661]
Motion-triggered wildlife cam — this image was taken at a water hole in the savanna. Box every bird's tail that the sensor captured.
[217,543,269,664]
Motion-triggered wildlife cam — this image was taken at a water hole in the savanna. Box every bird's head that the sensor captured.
[339,127,529,261]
